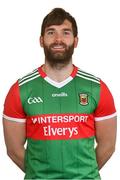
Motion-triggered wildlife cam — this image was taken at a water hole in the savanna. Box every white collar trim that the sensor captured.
[44,76,73,88]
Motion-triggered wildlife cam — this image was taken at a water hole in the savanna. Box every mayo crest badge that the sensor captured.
[79,93,88,105]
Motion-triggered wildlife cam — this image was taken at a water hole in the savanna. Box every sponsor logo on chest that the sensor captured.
[26,114,95,140]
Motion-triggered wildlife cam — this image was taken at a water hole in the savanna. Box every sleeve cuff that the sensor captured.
[95,112,117,121]
[3,114,26,123]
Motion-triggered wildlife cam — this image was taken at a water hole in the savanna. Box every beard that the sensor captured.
[43,42,74,67]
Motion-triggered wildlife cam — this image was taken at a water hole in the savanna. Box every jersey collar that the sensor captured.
[38,64,78,88]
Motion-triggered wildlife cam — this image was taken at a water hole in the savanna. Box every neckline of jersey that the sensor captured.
[38,64,78,88]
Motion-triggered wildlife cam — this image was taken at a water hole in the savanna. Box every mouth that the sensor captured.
[51,45,65,52]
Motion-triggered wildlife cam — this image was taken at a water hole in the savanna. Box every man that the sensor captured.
[3,8,117,179]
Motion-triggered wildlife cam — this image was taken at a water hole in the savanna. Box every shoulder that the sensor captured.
[76,68,100,85]
[18,68,40,87]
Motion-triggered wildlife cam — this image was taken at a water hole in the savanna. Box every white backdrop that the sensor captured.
[0,0,120,179]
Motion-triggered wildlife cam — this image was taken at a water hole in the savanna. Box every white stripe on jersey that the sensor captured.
[19,74,40,86]
[19,71,39,83]
[95,112,117,121]
[3,114,26,123]
[76,74,100,84]
[77,69,100,81]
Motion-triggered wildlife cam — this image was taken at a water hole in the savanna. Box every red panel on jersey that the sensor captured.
[71,65,78,78]
[3,81,26,119]
[38,65,47,78]
[94,80,116,119]
[26,113,95,140]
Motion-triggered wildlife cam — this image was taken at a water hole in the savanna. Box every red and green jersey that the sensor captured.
[3,65,116,179]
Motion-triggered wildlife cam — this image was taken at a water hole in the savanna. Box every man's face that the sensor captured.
[40,20,78,66]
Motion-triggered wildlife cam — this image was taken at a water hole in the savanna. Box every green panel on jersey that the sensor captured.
[25,137,100,179]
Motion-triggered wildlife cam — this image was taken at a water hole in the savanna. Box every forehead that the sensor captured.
[45,20,73,31]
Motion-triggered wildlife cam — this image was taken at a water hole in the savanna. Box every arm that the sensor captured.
[95,116,117,170]
[3,118,26,172]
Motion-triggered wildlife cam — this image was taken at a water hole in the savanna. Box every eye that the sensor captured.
[63,31,71,36]
[47,31,55,35]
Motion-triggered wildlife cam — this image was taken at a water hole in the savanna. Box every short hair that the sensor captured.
[41,8,78,37]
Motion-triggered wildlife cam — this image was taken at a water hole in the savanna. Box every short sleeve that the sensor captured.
[94,80,117,121]
[3,81,26,123]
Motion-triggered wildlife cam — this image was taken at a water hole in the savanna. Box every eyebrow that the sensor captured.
[62,28,72,32]
[45,28,72,32]
[45,28,55,32]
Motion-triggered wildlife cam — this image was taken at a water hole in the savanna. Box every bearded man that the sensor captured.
[3,8,117,180]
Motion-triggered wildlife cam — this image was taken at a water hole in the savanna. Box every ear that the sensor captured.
[74,37,79,48]
[39,36,44,47]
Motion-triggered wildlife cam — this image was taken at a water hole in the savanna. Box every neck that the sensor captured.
[42,61,74,82]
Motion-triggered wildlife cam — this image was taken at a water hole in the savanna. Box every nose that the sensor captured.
[54,32,63,43]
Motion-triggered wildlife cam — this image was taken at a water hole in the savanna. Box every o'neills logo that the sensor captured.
[52,92,68,97]
[27,114,95,140]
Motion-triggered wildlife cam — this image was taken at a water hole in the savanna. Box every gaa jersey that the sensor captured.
[3,65,116,179]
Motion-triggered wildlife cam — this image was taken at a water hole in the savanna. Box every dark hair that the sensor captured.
[41,8,78,37]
